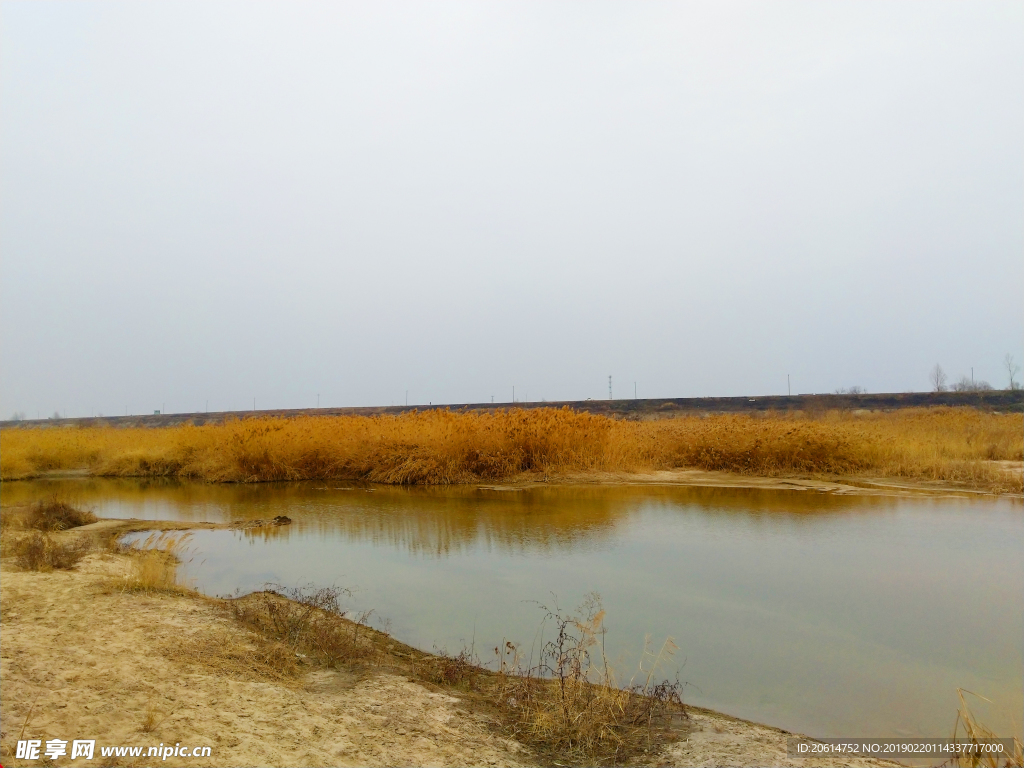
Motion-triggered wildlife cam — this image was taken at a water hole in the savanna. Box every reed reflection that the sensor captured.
[4,477,908,557]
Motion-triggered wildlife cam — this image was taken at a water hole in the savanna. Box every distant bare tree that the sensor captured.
[952,376,993,392]
[835,386,866,395]
[1006,354,1021,390]
[929,364,947,392]
[9,411,25,421]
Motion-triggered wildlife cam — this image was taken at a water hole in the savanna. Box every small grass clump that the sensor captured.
[229,584,375,668]
[13,531,90,571]
[26,498,97,531]
[421,647,481,689]
[118,532,191,593]
[140,702,169,734]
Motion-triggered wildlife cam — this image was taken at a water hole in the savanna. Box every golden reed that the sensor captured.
[1,407,1020,492]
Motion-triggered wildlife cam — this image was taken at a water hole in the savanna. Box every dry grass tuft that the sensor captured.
[229,584,376,668]
[422,594,686,765]
[421,647,481,689]
[168,632,302,684]
[12,531,90,571]
[952,688,1023,768]
[118,532,191,593]
[140,702,167,734]
[26,498,97,531]
[1,407,1020,492]
[496,594,685,765]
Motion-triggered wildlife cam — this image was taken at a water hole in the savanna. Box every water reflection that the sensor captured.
[3,478,906,556]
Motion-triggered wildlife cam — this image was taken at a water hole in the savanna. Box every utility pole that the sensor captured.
[788,374,790,396]
[405,390,408,406]
[513,386,515,403]
[608,376,612,400]
[971,368,974,387]
[634,382,637,399]
[253,397,256,412]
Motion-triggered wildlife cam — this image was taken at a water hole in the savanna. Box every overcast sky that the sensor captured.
[2,1,1022,418]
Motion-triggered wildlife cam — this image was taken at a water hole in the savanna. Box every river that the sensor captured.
[4,478,1021,741]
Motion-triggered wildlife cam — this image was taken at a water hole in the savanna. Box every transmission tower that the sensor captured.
[608,375,613,400]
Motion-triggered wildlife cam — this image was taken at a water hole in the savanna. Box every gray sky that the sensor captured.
[2,1,1022,418]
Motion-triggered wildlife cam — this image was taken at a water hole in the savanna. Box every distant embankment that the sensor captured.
[3,390,1021,430]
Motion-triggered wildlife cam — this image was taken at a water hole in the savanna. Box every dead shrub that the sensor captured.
[489,594,685,764]
[13,532,89,571]
[420,647,480,689]
[419,594,686,765]
[229,584,373,668]
[26,498,97,531]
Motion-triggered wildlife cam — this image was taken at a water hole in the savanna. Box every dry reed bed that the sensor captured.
[1,407,1021,492]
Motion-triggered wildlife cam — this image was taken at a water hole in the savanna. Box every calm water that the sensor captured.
[5,479,1021,740]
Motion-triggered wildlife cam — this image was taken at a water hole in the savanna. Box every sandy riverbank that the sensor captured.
[0,515,911,768]
[491,466,1024,497]
[17,463,1024,500]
